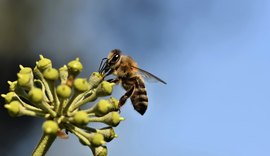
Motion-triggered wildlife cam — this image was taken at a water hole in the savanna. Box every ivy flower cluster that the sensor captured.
[2,55,124,156]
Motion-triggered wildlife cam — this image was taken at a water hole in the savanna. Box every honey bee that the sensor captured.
[99,49,166,115]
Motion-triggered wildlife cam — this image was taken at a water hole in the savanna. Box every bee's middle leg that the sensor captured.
[107,78,120,84]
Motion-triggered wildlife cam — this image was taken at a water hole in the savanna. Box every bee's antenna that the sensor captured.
[98,58,108,73]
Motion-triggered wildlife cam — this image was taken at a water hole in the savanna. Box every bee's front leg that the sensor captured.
[104,68,114,77]
[119,86,135,108]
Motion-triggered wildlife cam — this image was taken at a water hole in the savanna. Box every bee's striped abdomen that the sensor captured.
[130,76,148,115]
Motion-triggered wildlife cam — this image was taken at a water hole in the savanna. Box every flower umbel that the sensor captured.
[2,55,122,156]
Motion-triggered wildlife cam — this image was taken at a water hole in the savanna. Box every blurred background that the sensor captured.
[1,0,270,156]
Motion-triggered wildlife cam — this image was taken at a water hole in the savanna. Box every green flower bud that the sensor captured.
[19,65,32,74]
[89,72,103,88]
[96,81,114,97]
[43,68,59,80]
[1,92,16,103]
[74,78,90,92]
[89,133,105,147]
[91,146,108,156]
[73,111,90,125]
[98,127,117,142]
[67,58,83,75]
[17,73,32,88]
[42,120,59,135]
[28,88,43,103]
[36,55,52,71]
[92,99,117,117]
[91,112,124,127]
[8,81,17,91]
[104,112,124,127]
[56,84,71,98]
[90,72,103,80]
[4,101,21,117]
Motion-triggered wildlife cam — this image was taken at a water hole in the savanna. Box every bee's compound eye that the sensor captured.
[111,54,120,63]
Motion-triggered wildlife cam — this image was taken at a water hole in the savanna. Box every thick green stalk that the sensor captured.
[32,133,56,156]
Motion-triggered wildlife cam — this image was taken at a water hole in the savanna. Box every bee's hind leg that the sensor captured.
[118,86,135,109]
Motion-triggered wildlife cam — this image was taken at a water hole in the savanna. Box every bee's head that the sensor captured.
[99,49,122,74]
[108,49,121,65]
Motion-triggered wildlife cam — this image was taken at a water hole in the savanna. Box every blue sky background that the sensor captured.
[1,0,270,156]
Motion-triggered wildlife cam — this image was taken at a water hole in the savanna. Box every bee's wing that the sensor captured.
[132,66,167,84]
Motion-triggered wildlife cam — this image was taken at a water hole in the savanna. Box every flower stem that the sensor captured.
[69,91,97,112]
[32,133,56,156]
